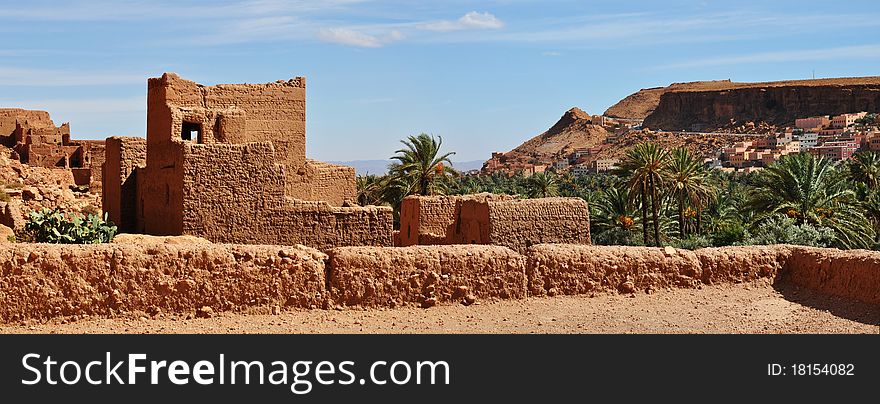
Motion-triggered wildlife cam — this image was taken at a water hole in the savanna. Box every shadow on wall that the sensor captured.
[772,281,879,326]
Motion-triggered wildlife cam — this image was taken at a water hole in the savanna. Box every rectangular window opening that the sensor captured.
[181,121,201,143]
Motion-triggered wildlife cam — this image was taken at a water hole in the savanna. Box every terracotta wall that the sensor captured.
[481,198,592,252]
[102,137,147,232]
[168,141,392,249]
[327,245,527,307]
[145,72,355,206]
[0,243,878,323]
[398,193,517,247]
[0,243,327,323]
[147,73,307,168]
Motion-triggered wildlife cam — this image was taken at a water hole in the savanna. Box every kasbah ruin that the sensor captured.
[0,73,877,334]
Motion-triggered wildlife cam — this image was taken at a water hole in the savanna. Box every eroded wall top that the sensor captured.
[147,72,307,167]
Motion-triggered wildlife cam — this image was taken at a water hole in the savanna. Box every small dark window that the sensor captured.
[181,121,201,142]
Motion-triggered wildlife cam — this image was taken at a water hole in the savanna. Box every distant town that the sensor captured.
[481,111,878,177]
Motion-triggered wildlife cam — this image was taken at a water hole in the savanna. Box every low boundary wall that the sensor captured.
[0,243,877,322]
[0,243,326,323]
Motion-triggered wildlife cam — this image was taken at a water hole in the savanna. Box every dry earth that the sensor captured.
[3,281,876,334]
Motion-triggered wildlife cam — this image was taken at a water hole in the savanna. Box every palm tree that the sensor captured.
[663,147,715,237]
[747,152,874,249]
[355,175,380,205]
[616,142,669,246]
[592,185,640,234]
[525,171,559,198]
[848,150,880,190]
[388,133,457,196]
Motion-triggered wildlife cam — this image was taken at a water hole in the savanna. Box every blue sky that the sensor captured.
[1,0,879,162]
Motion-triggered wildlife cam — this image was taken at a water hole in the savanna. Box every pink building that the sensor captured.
[831,112,867,128]
[796,116,830,131]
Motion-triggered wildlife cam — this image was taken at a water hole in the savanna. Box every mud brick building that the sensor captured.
[399,194,591,252]
[0,108,105,190]
[103,73,392,248]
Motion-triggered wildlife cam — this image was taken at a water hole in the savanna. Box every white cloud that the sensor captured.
[419,11,504,32]
[317,27,405,48]
[317,28,382,47]
[541,51,562,57]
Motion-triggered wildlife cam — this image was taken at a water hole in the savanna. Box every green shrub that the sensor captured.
[712,222,748,247]
[593,228,645,246]
[670,235,712,250]
[25,207,117,244]
[744,215,835,247]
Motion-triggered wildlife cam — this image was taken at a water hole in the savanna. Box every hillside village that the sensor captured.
[482,78,880,177]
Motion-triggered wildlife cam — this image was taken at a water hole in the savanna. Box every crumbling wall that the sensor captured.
[0,243,327,323]
[695,246,791,285]
[284,160,357,206]
[327,245,526,307]
[784,246,880,305]
[527,245,704,296]
[147,73,307,169]
[22,144,79,167]
[102,137,147,232]
[141,143,186,236]
[146,72,355,207]
[480,198,591,252]
[71,140,106,191]
[398,193,517,247]
[1,243,878,323]
[0,109,53,144]
[173,142,392,249]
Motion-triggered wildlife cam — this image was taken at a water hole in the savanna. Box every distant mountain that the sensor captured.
[330,160,485,176]
[508,107,608,157]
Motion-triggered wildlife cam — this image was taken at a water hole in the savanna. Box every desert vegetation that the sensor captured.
[23,207,117,244]
[358,137,880,250]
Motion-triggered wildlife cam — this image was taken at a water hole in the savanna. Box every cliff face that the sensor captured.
[603,80,734,119]
[642,78,880,130]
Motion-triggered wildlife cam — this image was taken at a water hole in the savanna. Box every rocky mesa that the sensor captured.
[641,76,880,130]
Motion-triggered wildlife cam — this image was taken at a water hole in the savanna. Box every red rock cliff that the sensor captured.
[642,77,880,130]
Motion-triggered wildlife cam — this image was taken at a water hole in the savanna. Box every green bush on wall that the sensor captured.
[25,207,117,244]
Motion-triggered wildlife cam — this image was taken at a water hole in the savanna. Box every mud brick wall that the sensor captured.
[145,72,355,207]
[148,73,307,168]
[327,245,527,307]
[469,198,591,252]
[1,243,879,323]
[695,246,791,285]
[527,245,704,296]
[285,160,357,206]
[527,245,795,297]
[102,137,147,232]
[398,194,517,247]
[399,195,459,246]
[75,140,106,191]
[784,247,880,305]
[174,142,392,249]
[21,144,77,167]
[0,109,53,138]
[0,243,327,323]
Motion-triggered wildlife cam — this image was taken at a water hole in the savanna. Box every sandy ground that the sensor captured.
[2,281,877,334]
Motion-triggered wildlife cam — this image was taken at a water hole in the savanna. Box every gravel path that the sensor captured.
[2,281,877,334]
